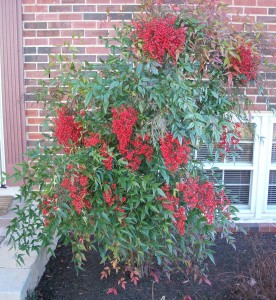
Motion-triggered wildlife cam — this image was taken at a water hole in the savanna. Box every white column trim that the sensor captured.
[0,56,6,183]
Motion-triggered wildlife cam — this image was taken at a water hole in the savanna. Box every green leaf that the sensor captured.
[101,212,110,223]
[85,90,93,107]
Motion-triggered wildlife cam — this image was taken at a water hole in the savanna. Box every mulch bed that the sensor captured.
[33,232,275,300]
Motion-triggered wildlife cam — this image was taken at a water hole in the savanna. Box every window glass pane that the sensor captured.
[203,169,223,182]
[271,124,276,163]
[197,123,254,163]
[204,170,251,205]
[226,143,253,163]
[197,144,216,161]
[225,185,250,205]
[272,124,276,141]
[268,170,276,205]
[224,170,251,185]
[240,123,254,141]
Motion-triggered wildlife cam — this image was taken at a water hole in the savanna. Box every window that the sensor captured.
[199,114,276,220]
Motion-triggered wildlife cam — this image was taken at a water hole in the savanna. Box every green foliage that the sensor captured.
[6,0,274,287]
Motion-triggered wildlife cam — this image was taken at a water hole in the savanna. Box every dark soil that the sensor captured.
[34,233,276,300]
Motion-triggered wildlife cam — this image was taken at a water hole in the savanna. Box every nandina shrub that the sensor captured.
[7,0,274,293]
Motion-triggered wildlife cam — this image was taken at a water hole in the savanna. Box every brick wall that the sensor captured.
[22,0,276,147]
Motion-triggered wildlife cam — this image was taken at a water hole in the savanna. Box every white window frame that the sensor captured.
[256,113,276,219]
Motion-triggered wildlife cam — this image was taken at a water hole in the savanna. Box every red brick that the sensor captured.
[97,5,121,12]
[26,110,39,117]
[244,7,268,15]
[62,0,85,3]
[37,30,60,37]
[268,24,276,31]
[73,38,97,45]
[49,5,72,12]
[232,15,255,22]
[28,117,45,125]
[23,0,36,3]
[259,224,271,232]
[48,21,71,28]
[228,6,244,14]
[39,110,50,117]
[24,5,48,13]
[24,63,37,71]
[269,225,276,233]
[28,133,45,140]
[247,103,267,111]
[37,0,61,3]
[85,29,109,37]
[72,5,96,12]
[234,0,256,5]
[25,38,49,46]
[223,0,232,4]
[86,47,110,54]
[26,71,47,78]
[257,16,276,23]
[23,30,36,37]
[59,13,83,20]
[36,13,59,21]
[22,14,36,21]
[72,21,97,28]
[97,20,123,29]
[61,29,84,36]
[111,0,136,3]
[24,22,47,29]
[86,0,110,3]
[49,37,72,45]
[27,125,40,132]
[257,96,276,103]
[25,79,38,85]
[26,102,45,109]
[258,0,276,6]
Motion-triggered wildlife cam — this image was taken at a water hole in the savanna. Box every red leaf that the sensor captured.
[151,271,159,283]
[131,276,139,286]
[106,287,118,295]
[204,278,212,286]
[183,295,192,300]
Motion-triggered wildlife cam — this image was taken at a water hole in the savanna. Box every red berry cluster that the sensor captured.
[53,107,82,153]
[132,15,186,63]
[218,123,241,153]
[84,132,101,147]
[160,133,191,172]
[61,166,91,214]
[157,184,179,212]
[112,106,153,171]
[231,45,260,83]
[157,184,186,235]
[173,206,186,235]
[103,183,126,212]
[112,106,138,155]
[125,135,153,171]
[100,142,113,171]
[38,195,58,226]
[177,178,230,224]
